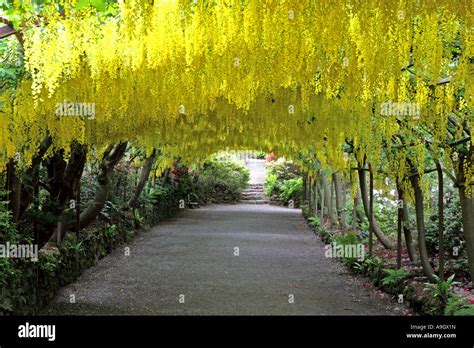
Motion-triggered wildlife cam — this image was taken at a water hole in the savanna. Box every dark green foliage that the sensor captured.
[381,268,409,293]
[198,157,249,203]
[318,225,335,244]
[424,274,458,313]
[264,159,302,206]
[425,190,469,278]
[278,178,303,204]
[445,295,474,316]
[334,232,361,265]
[0,191,17,242]
[307,215,321,230]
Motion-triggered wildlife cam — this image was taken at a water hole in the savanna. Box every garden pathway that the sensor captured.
[43,204,403,315]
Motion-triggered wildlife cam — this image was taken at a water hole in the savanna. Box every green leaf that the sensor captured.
[0,68,17,79]
[75,0,91,11]
[91,0,107,12]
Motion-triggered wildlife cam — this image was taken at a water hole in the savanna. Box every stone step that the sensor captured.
[245,190,264,193]
[242,196,265,201]
[240,199,270,205]
[242,191,264,195]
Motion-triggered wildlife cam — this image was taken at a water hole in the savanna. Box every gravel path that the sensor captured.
[43,204,404,315]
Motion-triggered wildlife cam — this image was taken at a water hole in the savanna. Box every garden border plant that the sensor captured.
[303,211,474,316]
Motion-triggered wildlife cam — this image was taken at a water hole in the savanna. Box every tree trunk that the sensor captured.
[410,174,437,283]
[5,159,21,222]
[46,143,88,246]
[435,160,445,279]
[320,175,325,222]
[457,149,474,283]
[18,135,53,219]
[313,178,318,215]
[303,173,308,203]
[333,172,348,229]
[397,182,405,269]
[397,185,418,264]
[161,168,172,185]
[308,176,312,212]
[352,195,358,229]
[128,149,156,208]
[397,187,403,269]
[79,142,127,230]
[358,168,393,249]
[4,136,52,223]
[321,172,336,225]
[354,188,366,223]
[368,163,374,256]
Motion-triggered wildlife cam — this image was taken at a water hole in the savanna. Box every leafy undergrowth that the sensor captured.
[303,211,474,316]
[0,206,181,315]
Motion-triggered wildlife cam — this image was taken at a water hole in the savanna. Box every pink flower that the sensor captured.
[403,309,412,316]
[468,298,474,304]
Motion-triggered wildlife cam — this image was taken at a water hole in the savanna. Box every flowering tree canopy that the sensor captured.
[0,0,472,188]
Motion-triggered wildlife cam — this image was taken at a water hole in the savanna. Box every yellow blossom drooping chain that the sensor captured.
[0,0,471,190]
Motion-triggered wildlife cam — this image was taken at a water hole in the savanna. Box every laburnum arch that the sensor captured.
[0,0,472,281]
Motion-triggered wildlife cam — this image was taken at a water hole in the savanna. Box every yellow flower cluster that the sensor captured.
[0,0,472,189]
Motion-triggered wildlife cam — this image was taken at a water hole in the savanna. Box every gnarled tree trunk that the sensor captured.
[18,135,53,219]
[128,149,156,208]
[45,142,88,246]
[357,167,393,249]
[79,142,128,230]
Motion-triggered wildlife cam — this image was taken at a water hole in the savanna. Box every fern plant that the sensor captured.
[307,215,320,229]
[382,268,408,286]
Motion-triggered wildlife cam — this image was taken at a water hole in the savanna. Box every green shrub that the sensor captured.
[307,215,321,230]
[424,274,458,307]
[0,191,18,243]
[266,158,300,180]
[278,178,302,205]
[198,156,249,203]
[334,232,362,265]
[264,173,279,196]
[425,190,463,255]
[445,295,474,316]
[264,158,302,205]
[353,257,386,281]
[319,225,335,244]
